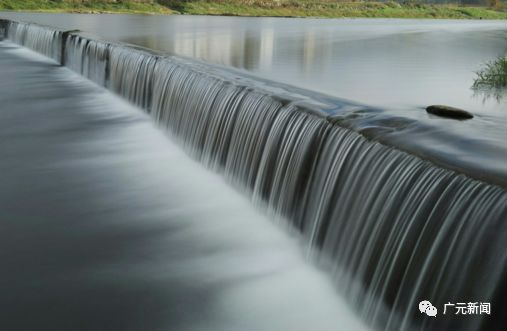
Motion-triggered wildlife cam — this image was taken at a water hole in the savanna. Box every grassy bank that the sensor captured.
[0,0,506,19]
[165,1,507,19]
[0,1,173,14]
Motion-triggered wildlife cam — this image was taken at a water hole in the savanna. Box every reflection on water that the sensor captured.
[1,13,507,114]
[472,55,507,103]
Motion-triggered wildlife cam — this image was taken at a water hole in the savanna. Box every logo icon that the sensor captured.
[419,300,437,317]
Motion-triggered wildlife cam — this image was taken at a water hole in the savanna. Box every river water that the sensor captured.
[1,13,506,114]
[1,14,507,331]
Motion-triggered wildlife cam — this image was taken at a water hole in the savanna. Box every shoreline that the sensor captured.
[0,1,506,20]
[2,9,506,20]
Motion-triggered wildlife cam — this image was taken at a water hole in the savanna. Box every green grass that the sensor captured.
[166,1,507,19]
[0,0,173,14]
[0,0,506,19]
[473,56,507,101]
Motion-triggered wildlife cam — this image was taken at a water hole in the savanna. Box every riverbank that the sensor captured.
[0,1,506,19]
[0,1,173,14]
[171,1,507,19]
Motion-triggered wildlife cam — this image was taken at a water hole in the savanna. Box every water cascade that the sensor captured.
[5,20,62,61]
[64,34,109,86]
[3,20,507,331]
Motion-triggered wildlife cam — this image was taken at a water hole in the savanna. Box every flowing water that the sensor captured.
[0,34,367,331]
[1,17,507,331]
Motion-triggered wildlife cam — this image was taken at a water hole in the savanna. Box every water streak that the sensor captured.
[7,21,62,61]
[64,34,109,86]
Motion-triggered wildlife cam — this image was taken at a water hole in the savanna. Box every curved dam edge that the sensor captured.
[2,17,506,190]
[1,17,505,189]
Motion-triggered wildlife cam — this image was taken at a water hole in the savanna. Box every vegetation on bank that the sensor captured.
[0,0,173,14]
[0,0,506,19]
[473,56,507,101]
[164,0,507,19]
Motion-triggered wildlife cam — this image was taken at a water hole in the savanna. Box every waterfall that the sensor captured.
[64,34,109,86]
[6,21,62,62]
[109,45,158,111]
[0,19,7,40]
[4,20,507,331]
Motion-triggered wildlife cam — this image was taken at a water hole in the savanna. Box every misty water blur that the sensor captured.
[0,42,368,331]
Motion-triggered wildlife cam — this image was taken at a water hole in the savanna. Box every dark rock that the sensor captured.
[426,105,474,120]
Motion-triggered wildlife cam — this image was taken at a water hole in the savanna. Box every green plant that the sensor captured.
[472,56,507,102]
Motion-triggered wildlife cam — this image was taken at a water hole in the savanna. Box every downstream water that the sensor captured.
[1,13,507,114]
[0,41,367,331]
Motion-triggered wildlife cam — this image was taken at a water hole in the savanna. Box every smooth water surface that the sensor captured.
[1,13,506,114]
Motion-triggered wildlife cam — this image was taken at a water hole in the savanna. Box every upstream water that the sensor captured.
[1,13,507,114]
